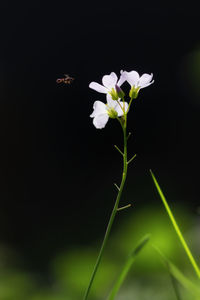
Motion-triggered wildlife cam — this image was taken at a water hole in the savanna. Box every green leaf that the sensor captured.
[150,169,200,279]
[153,245,200,299]
[169,272,182,300]
[107,234,150,300]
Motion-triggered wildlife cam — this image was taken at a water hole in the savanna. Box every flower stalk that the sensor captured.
[84,70,154,300]
[83,113,129,300]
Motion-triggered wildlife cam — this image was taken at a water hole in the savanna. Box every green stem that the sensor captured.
[83,117,128,300]
[127,96,134,112]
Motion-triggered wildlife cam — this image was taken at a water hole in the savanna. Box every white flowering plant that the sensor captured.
[89,70,153,129]
[83,70,200,300]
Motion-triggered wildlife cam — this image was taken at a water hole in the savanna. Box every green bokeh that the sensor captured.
[0,205,196,300]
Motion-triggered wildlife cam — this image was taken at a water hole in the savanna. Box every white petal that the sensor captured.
[90,101,107,118]
[125,71,140,87]
[89,82,108,93]
[102,72,118,89]
[114,101,129,117]
[140,80,154,89]
[138,73,154,88]
[117,71,127,87]
[106,94,118,108]
[93,114,109,129]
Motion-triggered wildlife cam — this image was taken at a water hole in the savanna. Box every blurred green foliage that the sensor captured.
[0,205,198,300]
[0,271,34,300]
[181,46,200,103]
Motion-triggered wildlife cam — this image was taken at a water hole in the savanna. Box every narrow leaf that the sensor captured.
[150,169,200,279]
[107,234,150,300]
[169,273,182,300]
[153,245,200,298]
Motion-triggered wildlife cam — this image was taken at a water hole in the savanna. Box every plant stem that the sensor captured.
[83,118,128,300]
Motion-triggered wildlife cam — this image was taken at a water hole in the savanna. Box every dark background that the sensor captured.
[1,1,200,274]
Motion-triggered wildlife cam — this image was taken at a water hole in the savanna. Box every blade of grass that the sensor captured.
[169,273,182,300]
[107,234,150,300]
[153,245,200,299]
[150,170,200,279]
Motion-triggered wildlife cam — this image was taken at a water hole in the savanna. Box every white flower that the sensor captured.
[119,70,154,99]
[89,72,126,99]
[120,70,154,89]
[90,95,128,129]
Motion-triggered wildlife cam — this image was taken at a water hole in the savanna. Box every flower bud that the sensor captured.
[115,84,125,99]
[129,86,140,99]
[109,88,119,100]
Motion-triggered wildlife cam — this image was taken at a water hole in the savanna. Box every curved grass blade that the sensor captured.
[153,245,200,299]
[150,170,200,279]
[107,234,150,300]
[169,272,182,300]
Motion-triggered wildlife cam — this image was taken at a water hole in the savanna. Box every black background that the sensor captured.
[1,1,200,273]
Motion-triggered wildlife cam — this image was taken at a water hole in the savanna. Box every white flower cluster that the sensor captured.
[89,70,154,129]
